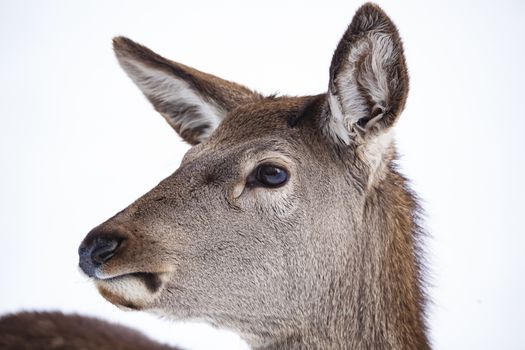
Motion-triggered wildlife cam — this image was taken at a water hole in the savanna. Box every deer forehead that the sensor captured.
[181,97,319,162]
[212,97,309,142]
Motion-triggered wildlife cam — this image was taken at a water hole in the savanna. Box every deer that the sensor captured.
[0,3,429,349]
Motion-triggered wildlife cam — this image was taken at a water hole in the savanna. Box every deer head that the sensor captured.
[79,3,428,349]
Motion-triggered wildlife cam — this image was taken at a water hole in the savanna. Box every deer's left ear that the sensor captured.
[113,37,261,145]
[325,3,408,145]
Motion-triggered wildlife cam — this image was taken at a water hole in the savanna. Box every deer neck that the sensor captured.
[254,168,429,350]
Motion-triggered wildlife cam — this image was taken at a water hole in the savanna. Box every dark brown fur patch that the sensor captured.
[134,272,163,293]
[0,311,180,350]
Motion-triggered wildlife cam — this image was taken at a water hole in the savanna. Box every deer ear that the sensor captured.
[113,37,261,145]
[325,3,408,145]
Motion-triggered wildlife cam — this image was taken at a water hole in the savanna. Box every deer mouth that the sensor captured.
[102,272,164,292]
[93,271,171,310]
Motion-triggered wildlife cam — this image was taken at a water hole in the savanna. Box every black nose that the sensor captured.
[78,235,123,278]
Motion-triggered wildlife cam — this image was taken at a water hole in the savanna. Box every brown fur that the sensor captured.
[0,312,179,350]
[113,36,262,145]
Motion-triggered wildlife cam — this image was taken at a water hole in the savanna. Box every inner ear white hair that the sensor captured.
[113,37,260,145]
[326,3,409,145]
[118,59,224,144]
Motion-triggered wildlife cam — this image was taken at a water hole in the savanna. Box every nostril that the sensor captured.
[78,234,124,278]
[91,237,122,265]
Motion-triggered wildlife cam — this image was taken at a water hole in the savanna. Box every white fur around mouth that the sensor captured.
[93,272,171,310]
[94,269,172,282]
[97,272,163,290]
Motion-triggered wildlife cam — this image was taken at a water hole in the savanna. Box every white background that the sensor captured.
[1,1,524,349]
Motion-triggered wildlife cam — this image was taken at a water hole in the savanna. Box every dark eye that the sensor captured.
[249,164,289,188]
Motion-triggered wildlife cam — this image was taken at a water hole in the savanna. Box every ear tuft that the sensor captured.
[326,3,408,144]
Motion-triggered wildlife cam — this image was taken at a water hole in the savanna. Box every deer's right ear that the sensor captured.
[113,37,261,145]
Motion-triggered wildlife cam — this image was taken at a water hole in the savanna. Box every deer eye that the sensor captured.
[248,164,289,188]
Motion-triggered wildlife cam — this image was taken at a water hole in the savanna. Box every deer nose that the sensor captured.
[78,235,124,278]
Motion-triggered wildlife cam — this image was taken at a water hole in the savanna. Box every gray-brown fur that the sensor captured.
[7,3,431,350]
[0,311,180,350]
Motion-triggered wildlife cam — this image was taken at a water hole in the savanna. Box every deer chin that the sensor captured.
[94,272,170,311]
